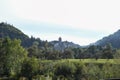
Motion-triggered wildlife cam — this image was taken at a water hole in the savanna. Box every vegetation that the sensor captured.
[0,22,52,48]
[0,37,120,80]
[0,22,120,80]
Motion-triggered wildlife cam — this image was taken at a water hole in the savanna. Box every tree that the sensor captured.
[62,49,74,59]
[54,62,76,80]
[47,51,60,60]
[102,43,114,59]
[0,38,27,77]
[73,48,83,59]
[88,45,97,54]
[20,57,39,80]
[85,63,101,80]
[28,41,39,57]
[74,63,85,80]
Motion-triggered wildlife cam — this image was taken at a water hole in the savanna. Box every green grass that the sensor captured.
[65,59,120,64]
[66,59,114,63]
[40,59,120,64]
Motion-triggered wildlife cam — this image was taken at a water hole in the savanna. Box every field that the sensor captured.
[41,59,119,64]
[0,59,119,80]
[37,59,120,80]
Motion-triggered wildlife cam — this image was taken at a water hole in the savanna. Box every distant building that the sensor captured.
[51,37,80,52]
[59,37,62,42]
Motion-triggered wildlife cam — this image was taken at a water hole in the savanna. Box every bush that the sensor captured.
[54,61,76,80]
[20,57,39,80]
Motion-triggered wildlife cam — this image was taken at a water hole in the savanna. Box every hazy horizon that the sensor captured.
[1,0,120,45]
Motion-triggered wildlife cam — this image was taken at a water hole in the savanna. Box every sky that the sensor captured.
[0,0,120,45]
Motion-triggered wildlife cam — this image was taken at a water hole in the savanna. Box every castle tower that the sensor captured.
[59,37,62,42]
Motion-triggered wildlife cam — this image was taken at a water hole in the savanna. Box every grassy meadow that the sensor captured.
[41,59,119,64]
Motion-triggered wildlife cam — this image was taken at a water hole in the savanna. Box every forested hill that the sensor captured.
[0,22,80,49]
[0,22,28,38]
[95,29,120,48]
[0,22,43,47]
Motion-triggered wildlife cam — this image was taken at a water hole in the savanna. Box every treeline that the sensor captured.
[0,38,120,80]
[27,41,116,60]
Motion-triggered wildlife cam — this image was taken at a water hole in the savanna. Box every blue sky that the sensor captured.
[0,0,120,45]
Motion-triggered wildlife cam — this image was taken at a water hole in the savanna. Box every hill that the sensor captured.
[0,22,80,50]
[0,22,44,47]
[0,22,30,47]
[94,29,120,48]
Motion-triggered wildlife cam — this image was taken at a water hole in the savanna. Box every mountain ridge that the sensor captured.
[94,29,120,48]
